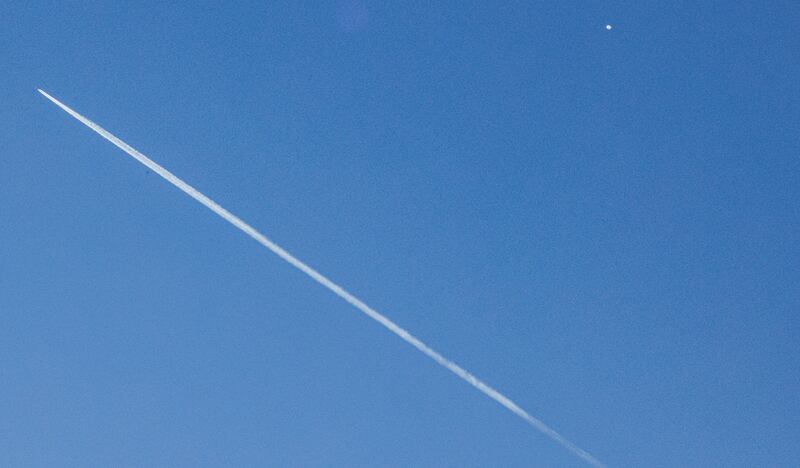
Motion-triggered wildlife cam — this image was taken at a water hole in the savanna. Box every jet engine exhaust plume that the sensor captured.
[37,88,605,467]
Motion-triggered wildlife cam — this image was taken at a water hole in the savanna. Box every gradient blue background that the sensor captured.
[2,2,799,466]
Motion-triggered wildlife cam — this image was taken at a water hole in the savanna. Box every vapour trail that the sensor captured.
[37,88,605,467]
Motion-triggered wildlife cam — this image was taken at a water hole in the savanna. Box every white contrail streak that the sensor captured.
[37,88,605,467]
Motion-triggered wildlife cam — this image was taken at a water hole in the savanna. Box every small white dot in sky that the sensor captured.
[606,24,613,30]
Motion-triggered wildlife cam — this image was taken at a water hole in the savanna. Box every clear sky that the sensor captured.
[2,1,798,467]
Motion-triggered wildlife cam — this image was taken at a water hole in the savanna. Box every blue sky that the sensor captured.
[2,1,799,466]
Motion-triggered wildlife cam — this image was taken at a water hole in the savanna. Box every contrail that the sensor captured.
[37,88,605,467]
